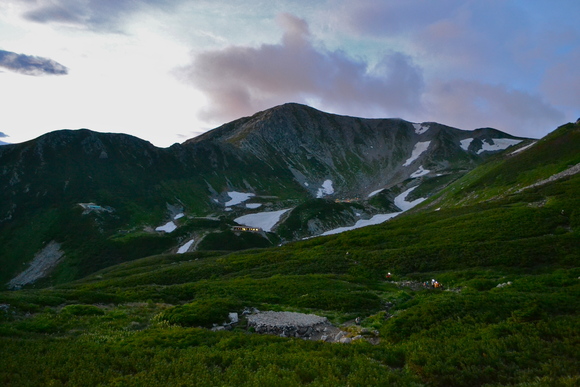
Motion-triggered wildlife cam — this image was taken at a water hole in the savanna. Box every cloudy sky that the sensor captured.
[1,0,578,147]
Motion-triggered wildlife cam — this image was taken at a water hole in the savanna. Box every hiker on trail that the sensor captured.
[386,272,392,279]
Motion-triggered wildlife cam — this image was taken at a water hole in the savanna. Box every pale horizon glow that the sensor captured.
[0,1,578,147]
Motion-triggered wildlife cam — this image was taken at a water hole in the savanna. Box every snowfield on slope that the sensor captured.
[395,186,426,211]
[234,209,291,232]
[460,138,474,151]
[403,141,431,166]
[410,166,430,178]
[225,191,255,207]
[177,239,194,254]
[156,221,177,233]
[477,138,522,154]
[510,141,536,155]
[321,213,400,236]
[323,185,427,236]
[413,123,430,134]
[316,180,334,198]
[367,188,384,198]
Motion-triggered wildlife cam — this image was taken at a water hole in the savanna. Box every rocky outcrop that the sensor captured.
[246,311,377,343]
[247,311,331,339]
[8,241,64,289]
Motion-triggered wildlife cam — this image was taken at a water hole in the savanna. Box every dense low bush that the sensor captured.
[61,304,105,316]
[156,298,243,328]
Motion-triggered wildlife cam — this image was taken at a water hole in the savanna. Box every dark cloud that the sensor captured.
[21,0,174,31]
[0,50,68,76]
[179,13,424,123]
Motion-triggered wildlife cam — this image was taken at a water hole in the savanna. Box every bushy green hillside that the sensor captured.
[428,121,580,208]
[1,120,578,385]
[0,118,578,385]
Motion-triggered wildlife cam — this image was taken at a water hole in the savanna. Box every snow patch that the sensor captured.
[477,138,523,154]
[413,123,430,134]
[321,213,400,236]
[234,209,291,232]
[394,186,427,211]
[460,138,474,151]
[410,166,430,178]
[367,188,384,198]
[246,203,262,209]
[510,141,536,155]
[156,221,177,233]
[225,191,255,207]
[322,185,427,236]
[174,213,184,220]
[316,180,334,198]
[177,239,194,254]
[403,141,431,166]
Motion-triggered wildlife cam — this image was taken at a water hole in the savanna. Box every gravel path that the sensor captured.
[518,162,580,192]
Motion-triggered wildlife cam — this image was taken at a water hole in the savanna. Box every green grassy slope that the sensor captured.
[427,121,580,208]
[0,182,577,385]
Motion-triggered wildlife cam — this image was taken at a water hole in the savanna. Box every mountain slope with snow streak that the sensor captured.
[0,103,531,286]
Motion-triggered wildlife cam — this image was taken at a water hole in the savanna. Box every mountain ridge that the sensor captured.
[0,103,532,287]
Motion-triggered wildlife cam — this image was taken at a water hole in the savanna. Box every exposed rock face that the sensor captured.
[8,241,64,289]
[189,103,526,198]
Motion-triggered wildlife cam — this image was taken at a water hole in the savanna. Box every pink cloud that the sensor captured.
[541,48,580,109]
[424,79,565,138]
[179,13,424,123]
